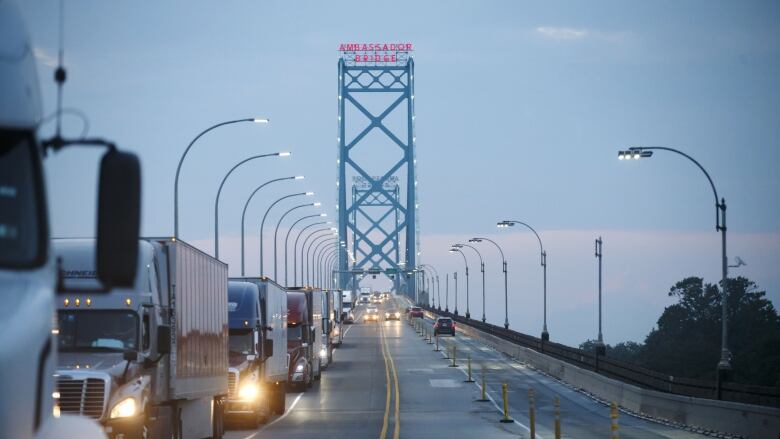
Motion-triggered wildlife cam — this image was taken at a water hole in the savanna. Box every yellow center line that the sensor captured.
[379,321,392,439]
[385,323,401,439]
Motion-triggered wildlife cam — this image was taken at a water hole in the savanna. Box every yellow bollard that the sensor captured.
[528,388,536,439]
[610,402,619,439]
[464,354,474,382]
[449,345,458,367]
[477,365,489,401]
[499,383,513,423]
[554,396,561,439]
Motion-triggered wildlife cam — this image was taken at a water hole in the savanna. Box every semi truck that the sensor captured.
[341,290,355,324]
[286,289,323,391]
[54,238,229,439]
[321,290,335,364]
[225,278,288,425]
[1,2,140,438]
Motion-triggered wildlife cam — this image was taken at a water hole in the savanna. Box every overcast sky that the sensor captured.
[19,0,780,346]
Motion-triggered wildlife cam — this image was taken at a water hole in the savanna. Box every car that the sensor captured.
[409,306,424,318]
[433,317,455,336]
[384,309,401,321]
[364,306,379,322]
[342,310,355,324]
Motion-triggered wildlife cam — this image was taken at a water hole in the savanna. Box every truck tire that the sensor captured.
[272,383,286,415]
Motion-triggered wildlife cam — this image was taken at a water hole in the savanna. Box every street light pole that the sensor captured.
[293,222,330,285]
[174,117,268,238]
[618,146,731,396]
[450,246,471,319]
[299,228,332,285]
[497,220,548,340]
[308,235,335,286]
[314,241,334,288]
[213,152,289,259]
[453,271,459,315]
[454,244,484,322]
[273,202,320,281]
[595,237,605,356]
[445,273,449,312]
[284,214,327,286]
[240,176,300,276]
[260,192,313,277]
[471,237,510,329]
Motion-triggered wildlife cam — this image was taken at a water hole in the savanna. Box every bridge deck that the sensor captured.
[226,300,706,439]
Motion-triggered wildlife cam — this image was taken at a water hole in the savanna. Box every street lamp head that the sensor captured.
[305,191,315,196]
[468,238,482,243]
[312,202,322,207]
[452,243,463,248]
[497,221,514,228]
[319,213,328,217]
[618,147,653,160]
[278,151,291,157]
[294,175,305,180]
[253,118,270,124]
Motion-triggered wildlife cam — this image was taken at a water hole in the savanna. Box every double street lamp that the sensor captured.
[174,117,269,239]
[470,237,510,329]
[497,220,549,341]
[618,146,732,394]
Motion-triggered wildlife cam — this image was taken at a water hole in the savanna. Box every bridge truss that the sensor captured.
[337,53,419,298]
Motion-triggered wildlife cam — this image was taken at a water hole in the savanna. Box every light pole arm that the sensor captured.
[472,237,506,264]
[240,176,295,276]
[215,153,281,257]
[260,192,306,276]
[632,146,723,230]
[294,222,328,285]
[175,118,258,238]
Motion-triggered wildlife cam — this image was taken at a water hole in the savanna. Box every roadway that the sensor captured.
[226,298,707,439]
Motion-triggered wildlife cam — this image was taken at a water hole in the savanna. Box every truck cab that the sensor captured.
[286,292,312,391]
[226,279,287,425]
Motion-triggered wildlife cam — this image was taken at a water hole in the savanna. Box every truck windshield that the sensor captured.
[229,329,253,355]
[288,325,302,340]
[57,311,138,351]
[0,129,44,268]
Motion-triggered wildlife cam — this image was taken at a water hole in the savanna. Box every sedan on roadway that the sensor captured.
[433,317,455,336]
[409,306,424,318]
[384,309,401,321]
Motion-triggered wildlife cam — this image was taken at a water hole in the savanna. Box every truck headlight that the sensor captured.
[238,383,259,400]
[110,397,137,419]
[295,364,304,373]
[319,347,328,358]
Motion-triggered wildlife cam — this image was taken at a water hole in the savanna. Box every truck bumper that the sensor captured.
[102,415,144,439]
[224,399,268,420]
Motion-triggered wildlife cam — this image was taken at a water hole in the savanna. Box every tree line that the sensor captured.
[580,276,780,387]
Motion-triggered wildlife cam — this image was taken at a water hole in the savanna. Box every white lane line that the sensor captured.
[435,334,543,439]
[242,392,304,439]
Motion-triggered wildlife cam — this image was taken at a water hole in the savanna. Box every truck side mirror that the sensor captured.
[123,350,138,362]
[263,339,273,359]
[96,149,141,288]
[156,325,171,354]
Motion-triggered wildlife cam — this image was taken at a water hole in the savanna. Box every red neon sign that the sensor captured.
[339,42,413,65]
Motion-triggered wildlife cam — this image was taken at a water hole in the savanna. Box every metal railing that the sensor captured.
[420,304,780,407]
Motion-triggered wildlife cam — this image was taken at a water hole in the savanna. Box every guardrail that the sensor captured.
[420,304,780,408]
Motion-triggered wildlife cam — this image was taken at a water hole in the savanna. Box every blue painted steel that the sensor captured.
[337,57,417,298]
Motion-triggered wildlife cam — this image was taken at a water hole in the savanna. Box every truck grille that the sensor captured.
[228,370,238,398]
[56,377,107,419]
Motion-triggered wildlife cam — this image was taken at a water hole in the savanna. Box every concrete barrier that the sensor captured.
[441,312,780,438]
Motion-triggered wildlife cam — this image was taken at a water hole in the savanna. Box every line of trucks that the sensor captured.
[0,2,357,438]
[53,239,352,438]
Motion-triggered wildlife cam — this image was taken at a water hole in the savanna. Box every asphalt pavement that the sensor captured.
[225,298,706,439]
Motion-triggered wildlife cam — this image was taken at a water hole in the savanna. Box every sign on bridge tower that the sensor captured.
[336,43,419,298]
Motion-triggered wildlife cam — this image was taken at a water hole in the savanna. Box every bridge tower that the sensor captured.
[337,44,418,298]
